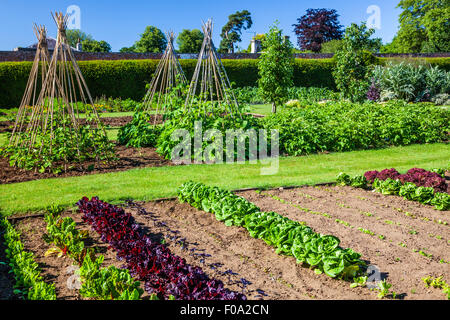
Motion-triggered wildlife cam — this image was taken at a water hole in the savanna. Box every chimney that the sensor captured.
[251,39,262,53]
[76,38,82,51]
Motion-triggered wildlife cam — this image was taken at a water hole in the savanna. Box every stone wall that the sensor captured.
[0,50,448,62]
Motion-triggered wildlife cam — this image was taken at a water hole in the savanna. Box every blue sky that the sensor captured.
[0,0,402,51]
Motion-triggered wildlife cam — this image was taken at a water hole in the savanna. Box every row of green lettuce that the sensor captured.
[118,100,449,160]
[336,173,449,211]
[1,57,449,108]
[177,181,366,280]
[1,218,57,300]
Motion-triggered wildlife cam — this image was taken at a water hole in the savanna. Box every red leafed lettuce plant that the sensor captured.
[364,168,447,193]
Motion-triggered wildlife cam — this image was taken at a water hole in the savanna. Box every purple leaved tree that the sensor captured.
[293,8,344,53]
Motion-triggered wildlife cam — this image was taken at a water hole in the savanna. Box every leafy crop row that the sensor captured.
[0,218,56,300]
[76,196,246,300]
[337,168,449,211]
[263,100,449,156]
[364,168,447,193]
[43,206,143,300]
[177,181,366,279]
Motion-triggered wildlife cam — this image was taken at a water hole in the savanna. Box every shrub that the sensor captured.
[372,62,449,102]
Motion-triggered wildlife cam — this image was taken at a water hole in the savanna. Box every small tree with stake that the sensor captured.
[333,22,378,103]
[258,22,294,114]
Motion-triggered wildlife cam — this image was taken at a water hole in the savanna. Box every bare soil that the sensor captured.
[2,182,449,300]
[80,114,163,127]
[0,121,13,133]
[0,144,172,185]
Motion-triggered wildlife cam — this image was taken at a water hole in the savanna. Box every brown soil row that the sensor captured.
[0,121,13,133]
[0,115,156,133]
[0,144,172,185]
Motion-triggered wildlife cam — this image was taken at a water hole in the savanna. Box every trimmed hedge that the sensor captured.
[0,57,449,108]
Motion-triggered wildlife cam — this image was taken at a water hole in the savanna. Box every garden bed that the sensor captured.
[5,180,449,300]
[0,143,172,185]
[0,121,13,133]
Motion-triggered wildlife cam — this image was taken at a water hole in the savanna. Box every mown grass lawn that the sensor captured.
[0,143,448,216]
[0,133,7,146]
[249,104,272,115]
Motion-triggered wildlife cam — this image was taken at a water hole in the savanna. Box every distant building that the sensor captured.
[14,37,80,52]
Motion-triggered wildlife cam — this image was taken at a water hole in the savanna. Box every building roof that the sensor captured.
[25,37,78,51]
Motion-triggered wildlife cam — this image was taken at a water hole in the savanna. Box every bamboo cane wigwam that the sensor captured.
[142,31,187,125]
[7,12,114,172]
[184,19,240,118]
[9,24,50,147]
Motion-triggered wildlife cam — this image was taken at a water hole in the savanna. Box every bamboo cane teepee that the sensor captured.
[9,24,51,147]
[7,12,114,171]
[184,19,240,117]
[142,31,186,124]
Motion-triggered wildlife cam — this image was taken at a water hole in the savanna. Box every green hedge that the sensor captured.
[0,57,449,108]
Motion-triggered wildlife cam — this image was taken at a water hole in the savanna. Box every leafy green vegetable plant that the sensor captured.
[117,112,162,148]
[78,253,143,300]
[375,279,393,299]
[43,209,88,266]
[337,171,449,211]
[422,276,449,300]
[1,218,56,300]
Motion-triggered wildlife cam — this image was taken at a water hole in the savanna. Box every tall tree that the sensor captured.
[393,0,449,53]
[119,45,136,53]
[82,39,112,52]
[176,29,204,53]
[134,26,167,53]
[258,22,294,113]
[293,8,344,53]
[219,10,253,53]
[66,29,93,48]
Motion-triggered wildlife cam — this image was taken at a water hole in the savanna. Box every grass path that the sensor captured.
[0,143,448,216]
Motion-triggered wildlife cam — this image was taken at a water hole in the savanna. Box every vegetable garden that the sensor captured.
[0,11,449,302]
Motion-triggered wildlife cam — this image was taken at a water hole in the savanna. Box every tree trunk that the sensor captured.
[272,102,277,113]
